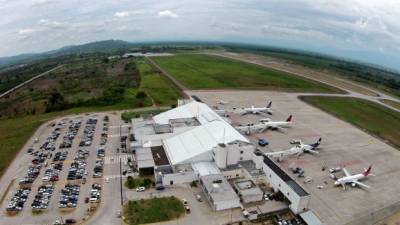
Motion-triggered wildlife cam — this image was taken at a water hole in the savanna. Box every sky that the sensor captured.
[1,0,400,70]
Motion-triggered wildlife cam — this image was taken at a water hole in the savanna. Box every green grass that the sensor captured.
[121,108,168,123]
[123,197,185,225]
[301,96,400,148]
[138,60,181,106]
[124,176,153,189]
[152,54,343,93]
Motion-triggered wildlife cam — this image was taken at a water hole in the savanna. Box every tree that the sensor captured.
[136,91,147,99]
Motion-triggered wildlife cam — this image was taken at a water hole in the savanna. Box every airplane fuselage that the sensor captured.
[235,121,290,133]
[335,174,365,186]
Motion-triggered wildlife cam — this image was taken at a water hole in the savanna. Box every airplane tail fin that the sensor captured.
[310,138,322,148]
[362,166,372,176]
[286,115,292,122]
[267,101,272,108]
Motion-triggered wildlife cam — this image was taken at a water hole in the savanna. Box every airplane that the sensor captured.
[334,166,374,190]
[233,101,273,115]
[264,138,322,161]
[217,100,229,105]
[235,115,292,134]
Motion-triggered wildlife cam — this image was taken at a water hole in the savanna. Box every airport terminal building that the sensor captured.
[130,100,316,218]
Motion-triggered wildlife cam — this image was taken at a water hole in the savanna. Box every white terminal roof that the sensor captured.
[192,162,221,176]
[153,101,219,125]
[155,101,249,165]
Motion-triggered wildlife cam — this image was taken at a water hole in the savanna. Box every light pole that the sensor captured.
[120,157,123,205]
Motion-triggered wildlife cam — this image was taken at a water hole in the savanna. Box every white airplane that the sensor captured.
[265,138,322,161]
[334,166,373,190]
[217,100,229,105]
[233,101,273,115]
[235,115,292,134]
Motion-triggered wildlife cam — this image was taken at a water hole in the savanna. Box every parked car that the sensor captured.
[65,219,76,224]
[185,206,191,213]
[196,194,202,202]
[258,138,269,146]
[181,198,188,206]
[136,187,145,192]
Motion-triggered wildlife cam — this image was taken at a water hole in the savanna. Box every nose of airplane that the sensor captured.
[334,181,339,186]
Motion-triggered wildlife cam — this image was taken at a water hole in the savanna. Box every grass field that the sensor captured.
[152,54,342,93]
[301,96,400,148]
[123,197,184,225]
[138,60,181,106]
[237,49,400,97]
[380,99,400,111]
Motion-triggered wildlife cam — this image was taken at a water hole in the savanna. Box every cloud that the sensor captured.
[31,0,55,7]
[38,19,64,28]
[18,28,35,35]
[261,24,331,41]
[157,10,178,19]
[115,11,130,18]
[230,23,243,32]
[210,17,217,28]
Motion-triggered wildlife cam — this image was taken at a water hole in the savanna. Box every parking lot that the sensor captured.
[188,90,400,225]
[0,112,133,225]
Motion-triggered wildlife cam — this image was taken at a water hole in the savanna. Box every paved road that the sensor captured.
[0,65,64,99]
[207,52,400,113]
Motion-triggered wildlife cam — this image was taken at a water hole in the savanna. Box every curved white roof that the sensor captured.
[153,101,219,125]
[159,101,249,165]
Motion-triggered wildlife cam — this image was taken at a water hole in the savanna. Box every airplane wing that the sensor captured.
[260,126,269,133]
[254,110,269,117]
[275,127,286,133]
[353,181,370,189]
[307,149,319,154]
[241,111,249,116]
[263,109,273,115]
[343,168,351,177]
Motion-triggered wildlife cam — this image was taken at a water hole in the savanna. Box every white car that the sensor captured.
[181,198,188,206]
[136,187,145,192]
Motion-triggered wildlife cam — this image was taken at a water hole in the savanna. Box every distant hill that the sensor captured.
[0,40,135,68]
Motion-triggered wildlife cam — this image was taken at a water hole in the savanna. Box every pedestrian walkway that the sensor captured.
[104,154,133,164]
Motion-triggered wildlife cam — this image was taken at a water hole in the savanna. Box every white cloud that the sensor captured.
[38,19,64,28]
[115,11,130,18]
[18,28,35,35]
[31,0,55,7]
[157,10,178,19]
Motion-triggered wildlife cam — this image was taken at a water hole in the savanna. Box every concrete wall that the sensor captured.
[252,153,264,170]
[215,199,241,211]
[213,142,254,169]
[262,162,310,214]
[222,167,247,180]
[241,192,263,204]
[161,171,197,186]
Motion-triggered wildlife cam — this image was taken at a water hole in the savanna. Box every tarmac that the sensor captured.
[187,90,400,225]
